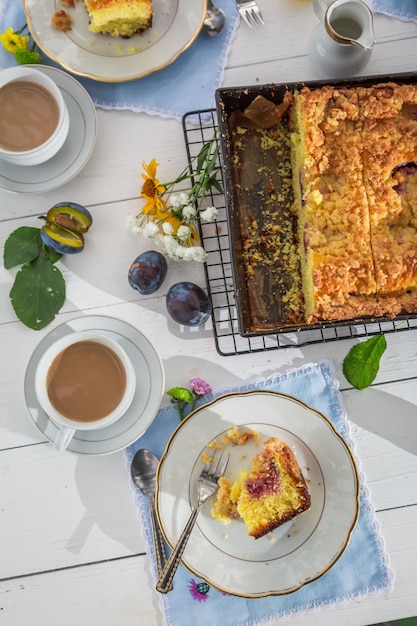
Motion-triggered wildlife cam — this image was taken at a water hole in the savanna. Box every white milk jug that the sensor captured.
[308,0,375,77]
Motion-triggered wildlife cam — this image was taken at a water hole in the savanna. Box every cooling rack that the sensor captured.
[182,108,417,357]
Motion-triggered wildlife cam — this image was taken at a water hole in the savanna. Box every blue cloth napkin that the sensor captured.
[124,360,394,626]
[371,0,417,23]
[0,0,239,121]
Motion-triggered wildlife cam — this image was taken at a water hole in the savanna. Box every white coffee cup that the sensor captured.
[35,331,136,452]
[0,65,69,166]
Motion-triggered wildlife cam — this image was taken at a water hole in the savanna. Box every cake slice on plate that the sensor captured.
[84,0,153,37]
[211,437,311,539]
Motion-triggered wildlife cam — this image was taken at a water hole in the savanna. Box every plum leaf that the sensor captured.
[9,249,66,330]
[3,226,42,269]
[342,334,387,390]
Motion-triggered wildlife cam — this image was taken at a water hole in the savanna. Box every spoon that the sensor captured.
[202,0,226,37]
[131,449,172,590]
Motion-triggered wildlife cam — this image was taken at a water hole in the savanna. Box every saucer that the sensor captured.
[24,315,165,454]
[0,65,97,194]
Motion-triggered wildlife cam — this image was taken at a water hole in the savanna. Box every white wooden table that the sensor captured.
[1,2,416,624]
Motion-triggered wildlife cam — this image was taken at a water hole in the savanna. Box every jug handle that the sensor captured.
[313,0,334,20]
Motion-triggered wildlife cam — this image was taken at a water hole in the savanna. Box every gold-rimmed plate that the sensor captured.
[23,0,206,82]
[156,390,360,597]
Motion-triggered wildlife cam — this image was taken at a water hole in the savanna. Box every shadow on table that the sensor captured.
[67,452,140,555]
[344,387,417,456]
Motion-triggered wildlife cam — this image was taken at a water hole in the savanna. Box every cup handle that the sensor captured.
[54,426,76,452]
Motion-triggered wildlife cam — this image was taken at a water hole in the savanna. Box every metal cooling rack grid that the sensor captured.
[182,108,417,357]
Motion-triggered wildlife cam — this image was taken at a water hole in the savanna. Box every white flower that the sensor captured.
[178,191,189,206]
[153,232,166,246]
[200,206,218,222]
[162,221,173,235]
[182,247,196,261]
[142,222,159,239]
[170,191,190,208]
[127,215,143,235]
[182,205,197,221]
[174,245,186,259]
[177,225,191,241]
[161,235,180,257]
[181,246,207,262]
[169,193,182,208]
[189,246,207,262]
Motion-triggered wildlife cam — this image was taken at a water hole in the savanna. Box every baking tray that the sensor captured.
[181,107,417,357]
[215,73,417,338]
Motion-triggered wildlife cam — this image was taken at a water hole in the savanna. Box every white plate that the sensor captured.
[156,391,360,597]
[0,65,97,194]
[25,315,165,455]
[23,0,206,82]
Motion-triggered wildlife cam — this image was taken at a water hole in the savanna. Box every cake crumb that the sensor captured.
[51,10,73,31]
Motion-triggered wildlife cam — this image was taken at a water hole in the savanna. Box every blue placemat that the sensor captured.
[124,360,394,626]
[0,0,239,121]
[371,0,417,23]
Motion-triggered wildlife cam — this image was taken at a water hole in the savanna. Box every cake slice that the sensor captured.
[211,437,311,539]
[84,0,152,37]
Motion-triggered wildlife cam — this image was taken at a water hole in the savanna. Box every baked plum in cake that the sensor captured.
[84,0,152,37]
[211,437,311,539]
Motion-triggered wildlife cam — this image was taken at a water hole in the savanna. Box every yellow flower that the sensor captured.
[0,27,29,53]
[141,159,165,196]
[140,159,167,217]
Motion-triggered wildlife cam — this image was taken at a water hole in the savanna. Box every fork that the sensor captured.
[156,449,230,593]
[237,0,265,27]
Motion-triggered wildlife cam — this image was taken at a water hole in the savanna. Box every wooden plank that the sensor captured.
[1,506,415,626]
[0,445,144,578]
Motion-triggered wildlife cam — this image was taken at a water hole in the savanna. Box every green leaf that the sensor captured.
[3,226,42,269]
[197,142,211,172]
[44,246,63,265]
[342,334,387,390]
[208,175,223,194]
[166,387,194,403]
[9,250,66,330]
[15,48,42,64]
[205,150,219,178]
